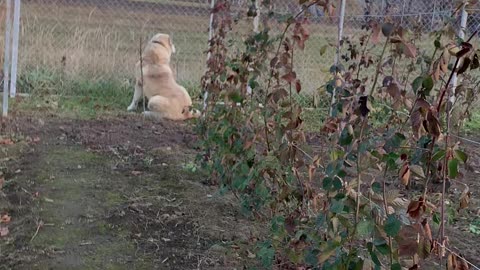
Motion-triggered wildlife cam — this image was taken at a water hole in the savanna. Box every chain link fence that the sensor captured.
[1,0,474,104]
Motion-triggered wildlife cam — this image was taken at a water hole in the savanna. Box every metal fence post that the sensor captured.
[431,0,437,31]
[9,0,21,98]
[202,0,216,111]
[449,3,468,107]
[400,0,407,26]
[2,0,12,117]
[329,0,346,116]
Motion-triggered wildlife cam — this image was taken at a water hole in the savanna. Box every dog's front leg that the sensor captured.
[127,82,143,111]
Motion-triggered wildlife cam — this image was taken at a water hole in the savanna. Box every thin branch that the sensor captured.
[355,117,368,224]
[368,35,390,97]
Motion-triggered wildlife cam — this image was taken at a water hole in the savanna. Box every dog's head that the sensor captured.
[149,33,176,55]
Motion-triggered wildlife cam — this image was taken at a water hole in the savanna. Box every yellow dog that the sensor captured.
[127,33,200,120]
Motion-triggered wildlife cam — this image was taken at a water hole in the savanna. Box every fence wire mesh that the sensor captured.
[0,0,473,107]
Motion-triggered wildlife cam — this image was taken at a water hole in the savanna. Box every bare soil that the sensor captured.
[1,111,480,269]
[0,113,264,270]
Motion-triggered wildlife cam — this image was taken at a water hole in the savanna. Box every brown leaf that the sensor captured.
[399,163,411,186]
[0,138,14,145]
[358,96,369,117]
[458,187,471,211]
[448,253,470,270]
[398,225,421,256]
[421,218,432,242]
[322,118,338,133]
[386,82,401,99]
[269,88,288,103]
[0,176,4,190]
[243,140,254,150]
[407,197,425,219]
[426,109,441,138]
[371,23,381,44]
[457,57,471,75]
[282,71,297,83]
[270,57,278,68]
[131,171,142,176]
[0,214,11,224]
[295,79,302,93]
[403,42,417,58]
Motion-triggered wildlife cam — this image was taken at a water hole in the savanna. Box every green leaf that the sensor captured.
[422,76,434,92]
[432,150,446,161]
[434,39,441,49]
[339,128,353,146]
[316,214,326,228]
[372,182,382,194]
[332,178,343,191]
[433,212,440,225]
[357,220,373,236]
[353,259,365,270]
[384,215,401,237]
[391,263,402,270]
[454,150,468,163]
[257,241,275,268]
[370,250,382,266]
[323,177,333,190]
[271,216,285,234]
[412,76,423,93]
[448,158,459,178]
[375,241,390,255]
[330,199,344,214]
[320,45,328,56]
[228,91,243,103]
[305,249,319,266]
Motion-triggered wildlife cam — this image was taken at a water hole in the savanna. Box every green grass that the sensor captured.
[465,110,480,133]
[8,67,204,119]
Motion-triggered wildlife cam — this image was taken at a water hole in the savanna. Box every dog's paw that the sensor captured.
[127,104,137,111]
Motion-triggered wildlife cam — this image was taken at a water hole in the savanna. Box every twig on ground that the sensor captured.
[30,219,44,243]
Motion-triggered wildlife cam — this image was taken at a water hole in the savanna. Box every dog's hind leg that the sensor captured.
[147,95,183,120]
[127,81,143,111]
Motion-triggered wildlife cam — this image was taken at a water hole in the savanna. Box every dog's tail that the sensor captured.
[182,106,201,119]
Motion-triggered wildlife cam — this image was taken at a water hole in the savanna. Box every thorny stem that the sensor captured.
[435,30,477,260]
[262,1,320,152]
[355,117,368,224]
[356,33,372,80]
[368,35,390,97]
[382,165,394,267]
[436,30,477,114]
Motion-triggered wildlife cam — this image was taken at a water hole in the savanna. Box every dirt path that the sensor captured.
[0,114,263,269]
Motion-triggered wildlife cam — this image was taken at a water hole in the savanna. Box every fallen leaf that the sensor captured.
[0,214,11,224]
[0,177,4,190]
[458,187,471,211]
[0,226,9,237]
[131,171,142,176]
[0,138,14,145]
